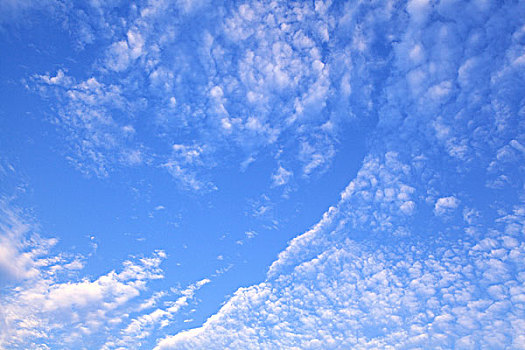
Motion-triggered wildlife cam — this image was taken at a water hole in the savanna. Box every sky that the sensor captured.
[0,0,524,349]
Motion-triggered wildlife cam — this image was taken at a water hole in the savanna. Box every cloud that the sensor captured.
[0,199,169,349]
[24,0,525,196]
[149,0,525,348]
[271,165,292,187]
[105,29,146,72]
[32,72,142,177]
[0,0,54,25]
[154,201,525,349]
[244,231,257,239]
[0,204,40,282]
[14,0,525,348]
[102,278,210,349]
[163,143,217,192]
[27,0,363,188]
[434,196,460,217]
[0,194,212,349]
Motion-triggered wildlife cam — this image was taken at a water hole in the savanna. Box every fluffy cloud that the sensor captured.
[271,165,292,187]
[32,71,142,177]
[0,200,171,349]
[150,0,525,348]
[155,210,525,349]
[102,278,210,349]
[434,196,460,217]
[163,144,217,192]
[12,0,525,348]
[0,204,40,282]
[29,0,366,185]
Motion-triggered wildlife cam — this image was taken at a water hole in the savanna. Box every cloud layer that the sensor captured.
[149,0,525,348]
[0,200,209,349]
[2,0,524,348]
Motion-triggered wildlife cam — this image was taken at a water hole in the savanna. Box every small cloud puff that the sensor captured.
[271,165,292,187]
[434,196,460,216]
[245,230,257,239]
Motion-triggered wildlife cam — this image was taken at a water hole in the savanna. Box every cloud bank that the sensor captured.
[2,0,524,348]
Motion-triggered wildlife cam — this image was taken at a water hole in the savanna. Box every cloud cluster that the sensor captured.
[156,214,525,349]
[102,278,210,350]
[29,0,386,189]
[33,71,143,177]
[0,204,41,282]
[150,0,525,348]
[0,197,194,349]
[0,193,215,349]
[163,144,217,191]
[10,0,525,348]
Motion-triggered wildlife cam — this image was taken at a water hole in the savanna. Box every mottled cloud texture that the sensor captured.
[1,0,524,349]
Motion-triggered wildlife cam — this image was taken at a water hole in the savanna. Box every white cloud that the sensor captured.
[0,205,40,282]
[244,230,257,239]
[149,2,525,346]
[16,0,525,348]
[154,204,525,349]
[103,278,210,349]
[32,72,140,177]
[271,165,292,187]
[162,143,217,192]
[0,200,168,349]
[434,196,460,216]
[28,0,352,186]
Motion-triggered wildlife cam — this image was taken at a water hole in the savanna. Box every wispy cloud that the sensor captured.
[7,0,525,349]
[271,165,292,187]
[27,0,356,189]
[434,196,460,217]
[154,202,525,350]
[32,71,142,177]
[102,278,210,350]
[0,200,168,348]
[150,0,525,348]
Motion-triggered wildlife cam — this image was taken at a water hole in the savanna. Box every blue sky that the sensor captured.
[0,0,524,349]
